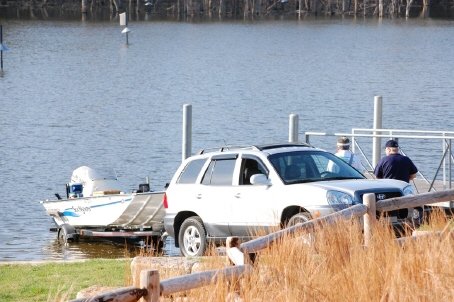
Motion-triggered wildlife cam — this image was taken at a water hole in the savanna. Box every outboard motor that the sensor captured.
[137,183,150,193]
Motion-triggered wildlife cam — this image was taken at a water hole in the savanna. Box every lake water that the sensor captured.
[1,16,454,261]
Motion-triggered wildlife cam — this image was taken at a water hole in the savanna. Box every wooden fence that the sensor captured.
[70,189,454,302]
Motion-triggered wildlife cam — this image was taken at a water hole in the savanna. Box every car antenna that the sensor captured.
[220,139,229,152]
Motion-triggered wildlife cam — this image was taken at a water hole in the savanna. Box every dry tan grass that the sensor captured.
[170,211,454,302]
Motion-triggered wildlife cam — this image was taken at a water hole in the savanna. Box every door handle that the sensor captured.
[196,193,202,199]
[234,193,241,198]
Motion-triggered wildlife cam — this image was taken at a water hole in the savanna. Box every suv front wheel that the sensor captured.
[287,212,315,246]
[178,216,207,257]
[287,212,311,226]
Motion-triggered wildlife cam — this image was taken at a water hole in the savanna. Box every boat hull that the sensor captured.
[41,191,165,231]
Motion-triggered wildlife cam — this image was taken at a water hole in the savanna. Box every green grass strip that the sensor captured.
[0,259,131,301]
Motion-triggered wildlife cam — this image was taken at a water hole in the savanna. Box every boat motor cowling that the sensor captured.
[138,183,150,193]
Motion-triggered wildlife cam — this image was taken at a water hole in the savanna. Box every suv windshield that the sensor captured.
[268,150,364,184]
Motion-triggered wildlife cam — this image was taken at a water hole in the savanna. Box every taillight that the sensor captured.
[163,192,168,209]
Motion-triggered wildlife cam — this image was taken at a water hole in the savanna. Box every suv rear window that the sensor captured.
[202,158,236,186]
[177,158,207,184]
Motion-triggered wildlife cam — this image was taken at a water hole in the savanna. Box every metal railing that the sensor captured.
[303,128,454,194]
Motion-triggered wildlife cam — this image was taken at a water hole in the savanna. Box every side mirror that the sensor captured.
[250,174,271,186]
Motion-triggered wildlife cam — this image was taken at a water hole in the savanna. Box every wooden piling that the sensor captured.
[289,113,299,143]
[182,104,192,161]
[372,96,383,168]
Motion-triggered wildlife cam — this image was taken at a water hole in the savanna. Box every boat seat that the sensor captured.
[93,190,122,196]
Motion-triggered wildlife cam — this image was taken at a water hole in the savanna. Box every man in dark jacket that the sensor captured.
[374,139,418,183]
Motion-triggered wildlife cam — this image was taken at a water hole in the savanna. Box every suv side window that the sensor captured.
[202,158,236,186]
[240,158,267,185]
[177,158,207,184]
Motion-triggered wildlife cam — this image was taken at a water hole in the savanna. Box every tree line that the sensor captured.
[1,0,453,18]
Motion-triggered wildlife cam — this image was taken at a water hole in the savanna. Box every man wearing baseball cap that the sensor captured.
[374,139,418,183]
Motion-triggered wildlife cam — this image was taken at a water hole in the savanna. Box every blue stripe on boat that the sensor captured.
[62,211,80,217]
[61,197,133,217]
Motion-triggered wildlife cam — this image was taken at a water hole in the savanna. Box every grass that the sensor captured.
[0,259,131,301]
[1,209,453,301]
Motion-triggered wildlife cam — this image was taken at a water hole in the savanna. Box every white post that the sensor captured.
[289,114,299,143]
[182,104,192,161]
[119,13,130,45]
[363,193,376,246]
[372,96,383,168]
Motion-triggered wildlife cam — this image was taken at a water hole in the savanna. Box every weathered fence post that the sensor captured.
[226,237,244,266]
[363,193,377,246]
[225,237,244,298]
[140,269,160,302]
[289,113,299,143]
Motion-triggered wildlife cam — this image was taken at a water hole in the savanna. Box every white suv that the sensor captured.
[163,143,421,257]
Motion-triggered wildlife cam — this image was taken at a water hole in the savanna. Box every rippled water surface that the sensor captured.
[1,17,454,261]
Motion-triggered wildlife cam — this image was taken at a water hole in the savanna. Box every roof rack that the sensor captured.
[253,142,313,150]
[196,142,313,155]
[197,145,256,155]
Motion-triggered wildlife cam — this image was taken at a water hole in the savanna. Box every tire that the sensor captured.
[57,228,65,243]
[178,216,207,257]
[287,212,315,246]
[57,224,78,244]
[287,212,311,227]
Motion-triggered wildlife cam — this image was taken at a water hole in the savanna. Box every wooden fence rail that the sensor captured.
[240,203,368,253]
[71,189,454,302]
[71,286,147,302]
[160,265,252,295]
[70,265,252,302]
[375,189,454,212]
[242,189,454,255]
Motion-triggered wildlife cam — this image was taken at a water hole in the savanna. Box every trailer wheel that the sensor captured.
[57,224,79,243]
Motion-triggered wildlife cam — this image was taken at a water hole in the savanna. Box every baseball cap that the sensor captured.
[337,136,350,147]
[385,139,399,148]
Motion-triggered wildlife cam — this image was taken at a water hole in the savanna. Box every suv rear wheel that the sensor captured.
[178,216,207,257]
